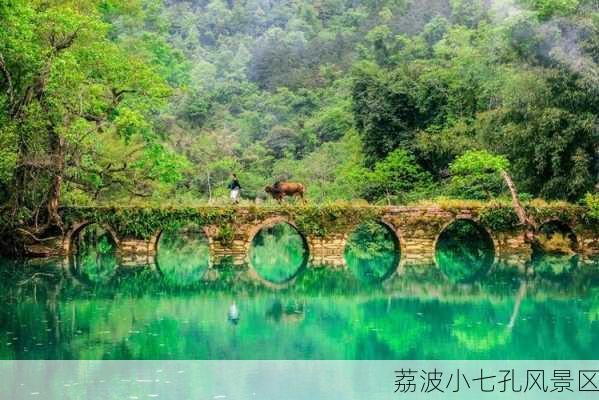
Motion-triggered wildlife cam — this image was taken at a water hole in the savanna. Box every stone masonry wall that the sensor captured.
[306,233,347,268]
[59,206,598,273]
[119,237,154,268]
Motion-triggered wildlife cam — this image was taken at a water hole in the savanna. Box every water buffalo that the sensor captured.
[265,182,306,203]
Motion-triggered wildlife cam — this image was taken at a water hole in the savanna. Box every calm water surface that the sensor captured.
[0,221,598,360]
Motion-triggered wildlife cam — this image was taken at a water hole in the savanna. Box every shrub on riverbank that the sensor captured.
[585,194,599,223]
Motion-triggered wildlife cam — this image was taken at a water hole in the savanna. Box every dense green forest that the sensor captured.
[0,0,598,225]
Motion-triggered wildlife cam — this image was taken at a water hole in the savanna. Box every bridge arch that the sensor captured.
[433,217,498,280]
[148,223,214,272]
[150,224,214,284]
[246,216,309,287]
[343,218,405,281]
[150,224,214,256]
[380,219,405,273]
[64,221,120,284]
[245,216,307,248]
[535,219,578,252]
[64,221,119,255]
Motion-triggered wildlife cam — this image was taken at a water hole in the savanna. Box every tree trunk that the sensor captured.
[11,166,26,218]
[207,170,212,203]
[10,124,33,220]
[46,175,63,230]
[4,29,78,242]
[501,170,536,239]
[45,123,65,232]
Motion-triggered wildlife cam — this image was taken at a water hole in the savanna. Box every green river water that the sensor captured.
[0,221,598,360]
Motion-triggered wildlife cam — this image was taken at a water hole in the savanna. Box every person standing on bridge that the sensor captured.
[228,173,242,204]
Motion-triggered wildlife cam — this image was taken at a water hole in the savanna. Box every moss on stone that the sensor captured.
[60,205,386,240]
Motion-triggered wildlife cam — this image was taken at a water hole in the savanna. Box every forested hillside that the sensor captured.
[0,0,598,222]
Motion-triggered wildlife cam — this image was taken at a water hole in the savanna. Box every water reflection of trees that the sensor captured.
[533,254,579,280]
[1,257,599,359]
[344,221,399,282]
[265,299,305,323]
[156,226,210,286]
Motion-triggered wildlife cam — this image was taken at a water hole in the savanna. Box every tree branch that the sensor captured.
[83,113,104,123]
[16,228,59,243]
[18,272,56,286]
[49,28,80,54]
[11,28,81,118]
[112,88,136,100]
[0,52,14,105]
[78,87,135,124]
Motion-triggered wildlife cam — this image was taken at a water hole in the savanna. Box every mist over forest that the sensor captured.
[0,0,598,216]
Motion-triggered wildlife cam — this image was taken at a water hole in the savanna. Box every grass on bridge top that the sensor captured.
[61,196,578,211]
[18,195,589,243]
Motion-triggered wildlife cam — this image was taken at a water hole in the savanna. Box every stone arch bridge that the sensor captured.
[45,205,599,272]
